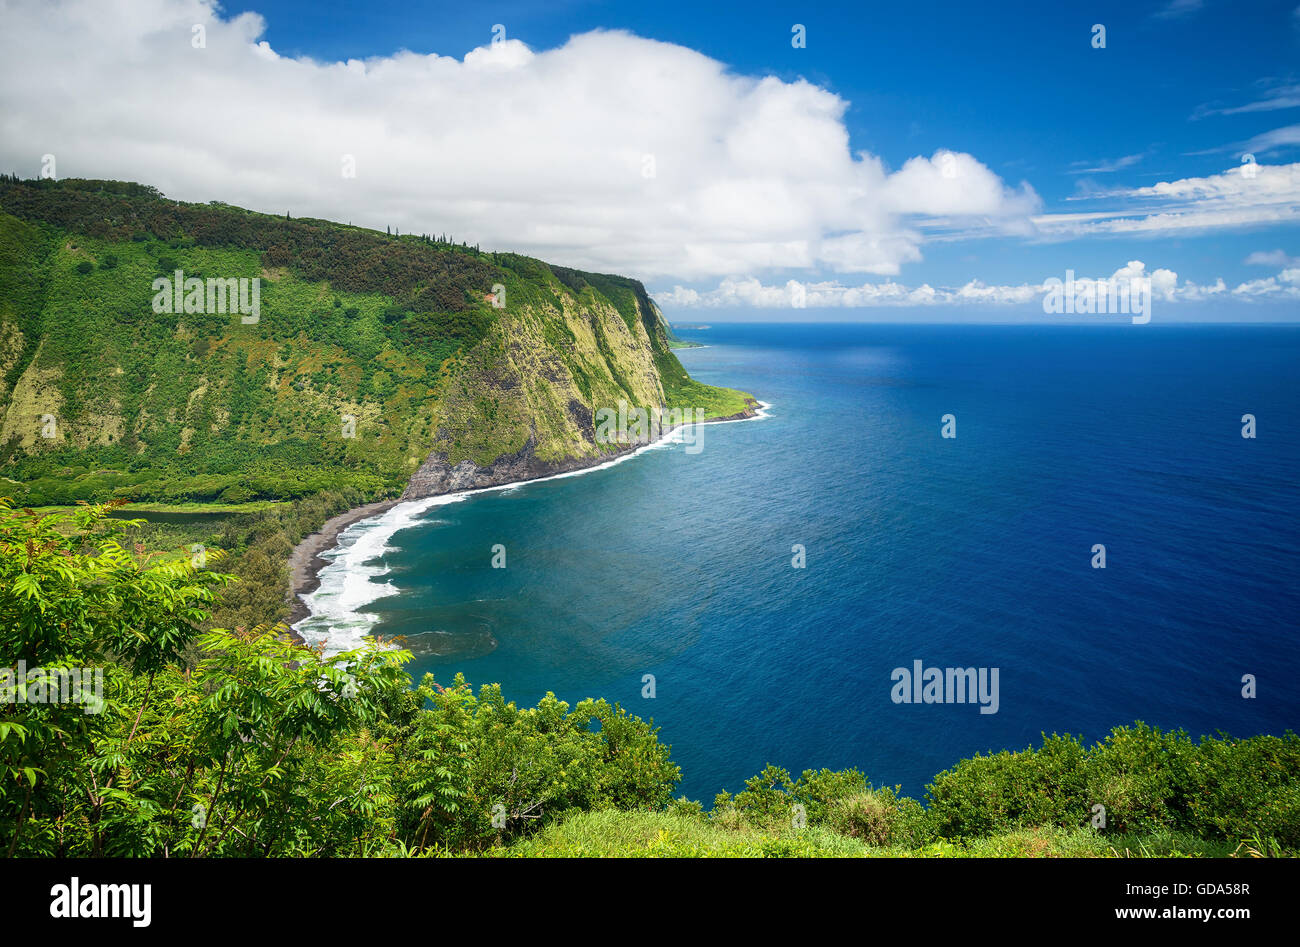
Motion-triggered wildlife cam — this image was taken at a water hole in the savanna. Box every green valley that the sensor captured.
[0,175,754,631]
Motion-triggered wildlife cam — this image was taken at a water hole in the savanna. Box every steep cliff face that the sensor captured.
[403,275,753,498]
[0,178,755,506]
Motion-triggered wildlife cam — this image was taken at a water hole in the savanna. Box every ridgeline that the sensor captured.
[0,175,754,507]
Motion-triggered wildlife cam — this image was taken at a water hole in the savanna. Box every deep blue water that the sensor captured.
[328,324,1300,802]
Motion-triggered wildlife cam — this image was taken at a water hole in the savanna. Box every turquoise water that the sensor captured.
[300,323,1300,801]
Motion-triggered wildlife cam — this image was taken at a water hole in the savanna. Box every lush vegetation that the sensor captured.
[0,176,753,507]
[2,503,1295,858]
[4,177,1285,858]
[0,503,676,856]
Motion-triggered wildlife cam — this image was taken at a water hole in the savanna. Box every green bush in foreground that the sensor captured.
[0,502,1296,857]
[923,724,1300,849]
[0,502,676,856]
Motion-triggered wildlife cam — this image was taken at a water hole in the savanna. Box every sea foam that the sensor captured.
[294,402,773,653]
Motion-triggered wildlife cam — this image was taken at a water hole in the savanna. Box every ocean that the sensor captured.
[296,323,1300,802]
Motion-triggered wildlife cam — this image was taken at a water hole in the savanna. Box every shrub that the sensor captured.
[1183,732,1300,849]
[827,792,895,846]
[393,675,682,852]
[792,767,869,824]
[926,733,1092,838]
[722,764,797,828]
[827,787,932,847]
[666,796,704,820]
[1085,723,1194,834]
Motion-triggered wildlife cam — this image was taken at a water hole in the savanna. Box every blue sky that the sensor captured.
[2,0,1298,319]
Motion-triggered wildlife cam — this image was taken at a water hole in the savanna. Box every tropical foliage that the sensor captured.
[1,502,1295,858]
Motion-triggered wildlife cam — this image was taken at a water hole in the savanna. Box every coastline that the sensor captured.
[285,399,768,644]
[285,499,402,632]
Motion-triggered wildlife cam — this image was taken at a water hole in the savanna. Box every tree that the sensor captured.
[0,500,682,857]
[0,500,411,856]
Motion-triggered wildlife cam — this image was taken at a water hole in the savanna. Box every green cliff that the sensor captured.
[0,176,754,506]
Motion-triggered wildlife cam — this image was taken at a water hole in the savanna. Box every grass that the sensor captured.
[490,810,873,858]
[488,811,1254,858]
[655,348,755,420]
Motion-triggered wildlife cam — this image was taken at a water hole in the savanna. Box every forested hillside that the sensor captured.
[0,176,752,507]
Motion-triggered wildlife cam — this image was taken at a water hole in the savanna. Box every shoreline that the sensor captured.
[285,499,403,632]
[285,400,769,643]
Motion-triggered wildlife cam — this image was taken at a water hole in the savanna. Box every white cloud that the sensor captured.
[659,260,1300,308]
[1036,163,1300,237]
[1193,81,1300,119]
[1245,249,1300,266]
[1241,124,1300,155]
[1178,277,1228,300]
[1232,267,1300,296]
[1068,153,1146,174]
[881,151,1040,219]
[1153,0,1205,19]
[0,0,1040,282]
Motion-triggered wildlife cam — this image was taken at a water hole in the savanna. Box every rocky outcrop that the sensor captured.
[403,398,759,499]
[404,433,617,497]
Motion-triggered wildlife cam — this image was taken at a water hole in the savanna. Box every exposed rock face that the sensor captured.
[402,400,759,499]
[403,277,756,499]
[404,433,618,497]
